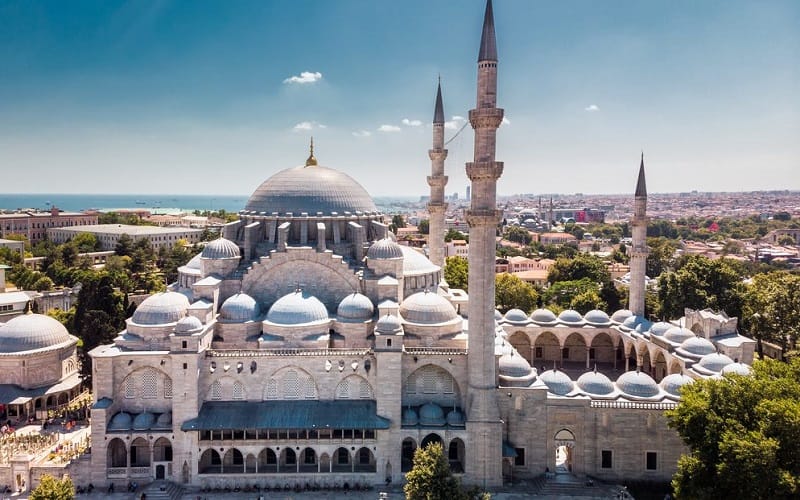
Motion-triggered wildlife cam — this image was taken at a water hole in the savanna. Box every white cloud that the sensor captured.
[378,124,401,132]
[584,104,599,112]
[402,118,423,127]
[444,115,466,130]
[292,121,326,131]
[352,130,371,137]
[283,71,323,84]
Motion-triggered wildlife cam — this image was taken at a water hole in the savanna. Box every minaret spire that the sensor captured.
[635,151,647,197]
[629,152,649,317]
[305,137,317,167]
[427,78,449,269]
[465,0,504,487]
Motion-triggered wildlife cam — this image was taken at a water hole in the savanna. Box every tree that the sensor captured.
[570,290,606,314]
[404,442,463,500]
[543,278,598,309]
[666,357,800,499]
[495,273,539,313]
[418,219,430,235]
[445,228,468,242]
[29,474,75,500]
[646,237,678,278]
[547,254,610,285]
[657,255,745,320]
[444,256,468,291]
[390,214,407,234]
[115,233,134,256]
[71,232,100,253]
[741,272,800,360]
[504,226,532,245]
[777,235,796,246]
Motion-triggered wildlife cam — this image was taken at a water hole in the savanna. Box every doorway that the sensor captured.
[554,429,575,474]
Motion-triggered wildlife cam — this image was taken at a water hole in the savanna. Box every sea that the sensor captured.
[0,194,420,215]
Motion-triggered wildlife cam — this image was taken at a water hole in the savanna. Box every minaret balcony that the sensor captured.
[428,149,448,161]
[466,209,503,227]
[427,175,448,188]
[469,108,504,128]
[466,161,503,181]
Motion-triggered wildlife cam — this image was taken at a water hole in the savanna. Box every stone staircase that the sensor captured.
[139,480,182,500]
[536,474,627,499]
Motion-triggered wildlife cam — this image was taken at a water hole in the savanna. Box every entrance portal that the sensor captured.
[156,464,165,479]
[554,429,575,474]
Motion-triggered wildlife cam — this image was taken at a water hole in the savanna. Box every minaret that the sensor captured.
[465,0,503,487]
[427,79,448,269]
[629,152,649,317]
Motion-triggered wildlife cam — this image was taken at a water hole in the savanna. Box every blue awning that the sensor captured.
[181,400,391,431]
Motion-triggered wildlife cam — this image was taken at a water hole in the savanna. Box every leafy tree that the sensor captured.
[646,237,678,278]
[741,272,800,360]
[542,243,577,259]
[444,256,468,291]
[404,442,463,500]
[599,281,623,312]
[504,226,532,245]
[657,255,745,320]
[29,474,75,500]
[569,289,606,314]
[777,235,796,246]
[543,278,598,309]
[666,357,800,499]
[445,228,468,242]
[547,254,610,285]
[70,232,101,253]
[114,233,134,256]
[389,214,406,234]
[418,219,430,235]
[495,273,539,313]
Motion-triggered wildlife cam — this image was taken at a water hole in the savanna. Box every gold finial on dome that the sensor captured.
[305,137,318,167]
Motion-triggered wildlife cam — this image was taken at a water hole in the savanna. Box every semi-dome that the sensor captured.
[530,308,558,324]
[610,309,633,323]
[108,412,133,431]
[664,326,696,344]
[400,246,440,276]
[399,291,457,325]
[132,292,190,326]
[336,293,375,321]
[418,402,446,426]
[375,314,402,334]
[503,309,529,324]
[367,239,404,260]
[0,313,74,353]
[696,352,734,373]
[498,351,533,378]
[649,321,673,337]
[677,336,716,357]
[244,164,377,216]
[576,370,615,396]
[721,362,751,376]
[220,293,260,322]
[201,237,240,259]
[616,370,660,398]
[175,315,203,334]
[266,290,329,325]
[660,373,694,397]
[558,309,584,325]
[583,309,611,326]
[538,369,574,395]
[402,407,419,426]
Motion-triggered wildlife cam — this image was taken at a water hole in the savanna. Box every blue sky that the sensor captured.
[1,0,797,197]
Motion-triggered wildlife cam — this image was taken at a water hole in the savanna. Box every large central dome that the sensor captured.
[245,164,378,216]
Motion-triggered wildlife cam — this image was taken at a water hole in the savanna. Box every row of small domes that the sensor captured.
[499,308,618,326]
[401,403,465,427]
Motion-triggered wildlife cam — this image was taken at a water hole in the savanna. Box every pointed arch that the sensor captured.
[403,364,460,407]
[334,374,374,400]
[267,366,318,400]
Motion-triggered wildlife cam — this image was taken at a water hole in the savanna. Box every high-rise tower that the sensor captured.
[629,153,648,317]
[427,80,448,269]
[465,0,503,487]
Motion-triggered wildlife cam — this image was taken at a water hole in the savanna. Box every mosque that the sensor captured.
[0,0,756,492]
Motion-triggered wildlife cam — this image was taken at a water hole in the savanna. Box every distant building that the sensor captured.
[445,239,469,258]
[0,207,98,244]
[0,239,25,260]
[763,229,800,245]
[47,224,203,251]
[537,232,577,245]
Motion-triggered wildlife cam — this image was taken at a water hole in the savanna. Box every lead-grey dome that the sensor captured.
[530,308,558,324]
[418,402,446,426]
[201,237,240,259]
[616,370,660,398]
[610,309,633,323]
[0,313,74,353]
[558,309,584,325]
[577,370,615,396]
[721,362,751,376]
[337,293,375,321]
[400,246,440,276]
[664,326,695,344]
[131,292,190,326]
[266,290,329,325]
[660,373,694,397]
[400,291,457,324]
[375,314,403,334]
[175,315,203,334]
[245,164,377,216]
[697,352,734,373]
[677,336,716,357]
[367,239,404,260]
[584,309,611,326]
[503,309,529,324]
[649,321,673,337]
[108,412,133,431]
[538,369,574,395]
[220,293,260,322]
[499,351,533,378]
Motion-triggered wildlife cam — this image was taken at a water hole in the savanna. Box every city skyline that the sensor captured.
[1,0,797,196]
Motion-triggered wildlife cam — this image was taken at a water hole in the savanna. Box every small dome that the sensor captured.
[503,309,529,324]
[616,370,660,398]
[664,326,696,344]
[175,315,203,334]
[583,309,611,326]
[558,309,584,324]
[697,352,734,373]
[610,309,633,323]
[621,314,647,330]
[418,402,446,426]
[678,336,716,356]
[266,290,329,325]
[660,373,694,397]
[375,314,402,334]
[499,352,533,378]
[721,362,751,376]
[185,253,202,269]
[154,411,172,428]
[132,292,190,326]
[634,319,653,334]
[132,411,156,431]
[201,237,240,259]
[494,309,503,321]
[530,308,558,324]
[446,408,465,427]
[367,238,404,260]
[220,293,260,322]
[399,291,457,325]
[576,370,615,396]
[402,407,419,426]
[108,412,133,431]
[400,246,440,276]
[336,293,375,321]
[538,369,574,395]
[649,322,673,336]
[0,313,74,353]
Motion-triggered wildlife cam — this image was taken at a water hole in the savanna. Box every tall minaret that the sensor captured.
[465,0,503,487]
[629,153,649,317]
[427,79,448,269]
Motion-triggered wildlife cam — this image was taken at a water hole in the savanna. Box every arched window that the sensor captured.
[141,369,158,399]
